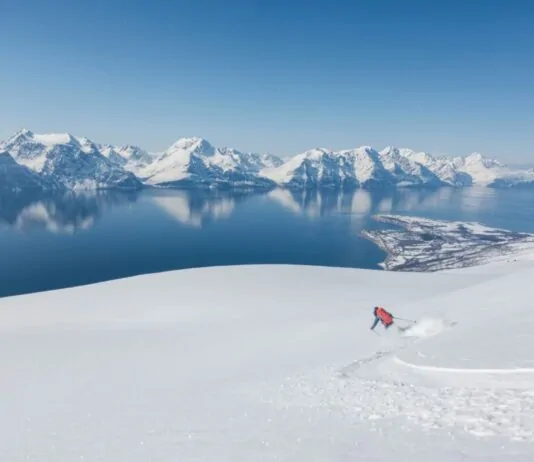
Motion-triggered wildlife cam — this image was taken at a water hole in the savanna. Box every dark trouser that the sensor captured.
[371,316,393,330]
[371,316,380,330]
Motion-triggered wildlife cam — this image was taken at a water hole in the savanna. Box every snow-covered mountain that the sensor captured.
[0,129,142,190]
[99,144,155,171]
[451,152,534,187]
[260,147,395,189]
[2,128,534,192]
[0,152,60,193]
[267,144,534,190]
[261,145,483,189]
[392,148,473,186]
[395,149,534,187]
[379,147,444,187]
[137,137,279,189]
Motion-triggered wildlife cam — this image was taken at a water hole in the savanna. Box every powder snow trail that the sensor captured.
[338,316,457,378]
[256,315,534,445]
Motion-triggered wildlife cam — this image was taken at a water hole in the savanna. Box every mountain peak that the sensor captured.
[121,144,143,151]
[2,128,35,146]
[463,152,504,169]
[381,146,424,157]
[300,148,331,157]
[357,145,375,152]
[466,152,484,161]
[168,137,215,156]
[16,128,34,137]
[6,130,79,148]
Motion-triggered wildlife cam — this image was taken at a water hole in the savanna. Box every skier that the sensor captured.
[370,306,394,331]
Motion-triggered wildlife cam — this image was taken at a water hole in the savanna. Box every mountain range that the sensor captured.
[1,128,533,193]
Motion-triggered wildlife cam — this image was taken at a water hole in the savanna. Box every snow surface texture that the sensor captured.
[362,214,534,271]
[1,259,534,461]
[2,128,534,192]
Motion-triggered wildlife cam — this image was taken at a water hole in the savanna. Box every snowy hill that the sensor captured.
[1,256,534,460]
[0,129,142,190]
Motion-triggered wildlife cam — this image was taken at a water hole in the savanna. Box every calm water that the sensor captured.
[2,187,534,298]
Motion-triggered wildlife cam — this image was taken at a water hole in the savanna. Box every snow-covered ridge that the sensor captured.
[136,136,281,189]
[362,214,534,271]
[261,146,534,189]
[2,128,534,192]
[0,129,141,191]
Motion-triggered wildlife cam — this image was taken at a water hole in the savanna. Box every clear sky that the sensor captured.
[2,0,533,161]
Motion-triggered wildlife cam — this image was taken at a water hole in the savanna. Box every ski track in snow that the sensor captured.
[253,320,534,444]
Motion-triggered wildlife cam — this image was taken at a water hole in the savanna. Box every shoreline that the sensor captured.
[361,214,534,272]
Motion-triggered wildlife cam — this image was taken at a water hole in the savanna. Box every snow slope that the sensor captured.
[1,260,534,461]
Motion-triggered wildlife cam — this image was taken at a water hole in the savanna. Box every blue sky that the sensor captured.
[2,0,533,161]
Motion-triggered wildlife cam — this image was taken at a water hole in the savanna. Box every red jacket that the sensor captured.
[375,307,394,326]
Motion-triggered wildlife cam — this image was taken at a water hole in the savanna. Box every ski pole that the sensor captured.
[393,316,416,323]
